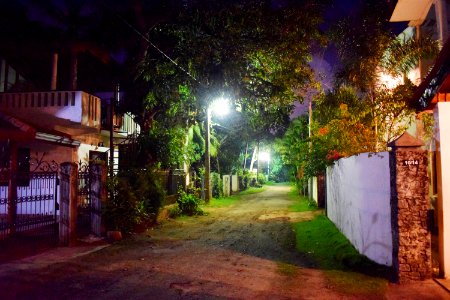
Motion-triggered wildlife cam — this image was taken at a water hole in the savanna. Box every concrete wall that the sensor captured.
[231,175,239,193]
[326,152,393,266]
[435,102,450,278]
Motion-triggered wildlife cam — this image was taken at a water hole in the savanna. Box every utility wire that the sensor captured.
[101,1,200,84]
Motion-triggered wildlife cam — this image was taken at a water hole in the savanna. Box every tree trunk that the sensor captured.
[249,145,257,173]
[243,142,248,170]
[256,140,260,180]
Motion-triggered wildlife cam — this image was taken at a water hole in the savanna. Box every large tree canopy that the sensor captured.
[133,0,328,134]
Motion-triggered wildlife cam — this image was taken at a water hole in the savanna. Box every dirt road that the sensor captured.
[0,185,447,299]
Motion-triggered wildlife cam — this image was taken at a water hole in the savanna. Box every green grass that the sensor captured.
[207,195,241,208]
[239,186,266,195]
[292,214,391,297]
[287,186,317,212]
[294,215,365,270]
[264,180,276,186]
[206,186,267,208]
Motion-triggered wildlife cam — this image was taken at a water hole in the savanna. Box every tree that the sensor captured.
[328,0,438,151]
[132,0,329,169]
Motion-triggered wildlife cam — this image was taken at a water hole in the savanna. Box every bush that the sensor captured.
[104,167,166,232]
[211,172,223,198]
[104,176,142,233]
[257,173,266,185]
[135,168,166,218]
[239,172,250,190]
[177,189,203,216]
[168,205,182,218]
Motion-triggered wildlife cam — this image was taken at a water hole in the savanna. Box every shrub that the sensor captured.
[104,176,142,232]
[133,168,166,221]
[176,189,203,216]
[257,173,266,185]
[168,205,182,218]
[239,172,250,190]
[104,167,166,232]
[211,172,223,198]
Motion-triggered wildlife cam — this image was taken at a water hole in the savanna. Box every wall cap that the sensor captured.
[388,132,424,149]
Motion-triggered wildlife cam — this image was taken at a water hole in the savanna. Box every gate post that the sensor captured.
[223,175,230,197]
[389,132,432,283]
[59,162,78,246]
[7,141,17,236]
[90,163,107,236]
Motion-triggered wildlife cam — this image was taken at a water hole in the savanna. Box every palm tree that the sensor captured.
[381,33,439,80]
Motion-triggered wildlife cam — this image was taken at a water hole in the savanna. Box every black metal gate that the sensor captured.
[77,162,91,236]
[0,170,58,241]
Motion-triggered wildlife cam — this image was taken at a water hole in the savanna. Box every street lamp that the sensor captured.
[205,97,229,203]
[259,151,270,179]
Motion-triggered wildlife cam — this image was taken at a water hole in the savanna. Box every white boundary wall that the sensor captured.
[326,152,393,266]
[435,102,450,277]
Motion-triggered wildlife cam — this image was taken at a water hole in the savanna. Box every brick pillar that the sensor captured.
[389,132,432,283]
[59,162,78,246]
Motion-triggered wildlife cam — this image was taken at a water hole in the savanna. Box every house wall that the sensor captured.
[19,140,76,166]
[326,152,393,266]
[434,102,450,278]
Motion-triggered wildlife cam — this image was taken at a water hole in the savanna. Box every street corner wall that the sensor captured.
[326,152,393,266]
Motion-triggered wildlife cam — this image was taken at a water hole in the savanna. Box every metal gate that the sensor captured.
[77,162,91,236]
[0,170,58,241]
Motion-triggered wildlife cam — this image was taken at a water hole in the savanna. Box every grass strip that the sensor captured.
[293,215,390,297]
[207,186,267,208]
[287,186,317,212]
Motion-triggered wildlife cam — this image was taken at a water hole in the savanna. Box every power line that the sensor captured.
[101,1,200,84]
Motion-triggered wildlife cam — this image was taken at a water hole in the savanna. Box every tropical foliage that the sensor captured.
[129,0,329,170]
[276,0,438,183]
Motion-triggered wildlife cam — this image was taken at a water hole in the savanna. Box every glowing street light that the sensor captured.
[205,97,229,203]
[259,151,270,178]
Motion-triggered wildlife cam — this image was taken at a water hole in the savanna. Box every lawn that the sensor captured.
[289,186,390,297]
[287,186,317,212]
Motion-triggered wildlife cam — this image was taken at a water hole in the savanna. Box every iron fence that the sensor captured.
[0,171,58,240]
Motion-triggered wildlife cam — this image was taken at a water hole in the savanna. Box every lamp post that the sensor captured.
[204,97,229,203]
